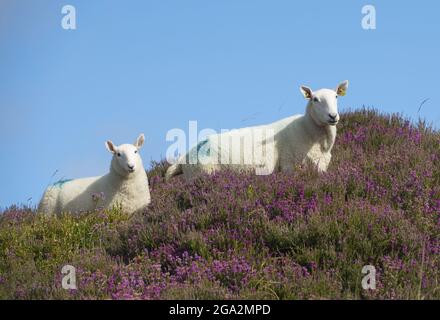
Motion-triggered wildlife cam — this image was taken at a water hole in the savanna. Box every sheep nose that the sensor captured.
[128,164,135,170]
[329,113,338,120]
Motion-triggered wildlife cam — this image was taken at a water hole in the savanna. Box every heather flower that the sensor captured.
[0,109,439,299]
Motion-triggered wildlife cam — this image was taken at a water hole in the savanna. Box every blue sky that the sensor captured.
[1,0,439,208]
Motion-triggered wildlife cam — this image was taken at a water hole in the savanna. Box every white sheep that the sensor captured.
[166,81,348,180]
[38,134,151,215]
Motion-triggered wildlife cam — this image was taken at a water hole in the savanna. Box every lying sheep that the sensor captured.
[166,81,348,180]
[38,134,151,215]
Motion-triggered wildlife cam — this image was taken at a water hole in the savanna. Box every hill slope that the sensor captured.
[1,109,439,299]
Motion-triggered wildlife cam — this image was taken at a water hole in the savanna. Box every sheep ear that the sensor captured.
[106,140,116,154]
[134,134,145,149]
[336,80,349,96]
[300,86,313,99]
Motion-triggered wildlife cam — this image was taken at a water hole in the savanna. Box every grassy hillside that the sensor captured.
[0,109,439,299]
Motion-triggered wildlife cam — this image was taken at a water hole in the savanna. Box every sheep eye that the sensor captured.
[117,153,121,157]
[313,97,319,102]
[336,95,338,99]
[134,150,138,154]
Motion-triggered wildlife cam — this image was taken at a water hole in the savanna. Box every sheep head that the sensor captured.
[106,134,146,177]
[300,80,349,126]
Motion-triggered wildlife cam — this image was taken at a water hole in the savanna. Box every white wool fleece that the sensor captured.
[165,81,349,180]
[38,134,151,215]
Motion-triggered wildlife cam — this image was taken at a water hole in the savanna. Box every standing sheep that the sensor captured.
[38,134,151,215]
[166,81,348,180]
